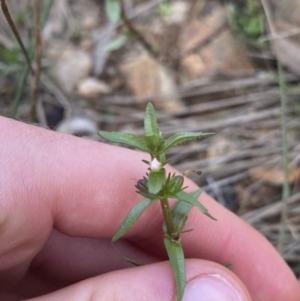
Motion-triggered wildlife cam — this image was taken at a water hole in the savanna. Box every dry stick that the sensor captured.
[188,0,206,21]
[9,0,54,118]
[180,21,226,57]
[100,73,298,106]
[119,0,159,60]
[260,27,300,43]
[31,0,42,122]
[242,192,300,225]
[260,0,290,254]
[0,0,34,75]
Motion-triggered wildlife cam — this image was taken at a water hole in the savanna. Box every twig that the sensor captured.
[242,192,300,224]
[9,0,54,118]
[99,73,298,105]
[180,20,227,57]
[0,0,34,74]
[259,27,300,42]
[119,0,159,60]
[31,0,42,122]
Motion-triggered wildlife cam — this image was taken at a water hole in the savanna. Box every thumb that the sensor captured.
[27,259,251,301]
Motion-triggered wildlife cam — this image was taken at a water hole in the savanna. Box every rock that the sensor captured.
[163,1,190,25]
[120,54,183,110]
[82,16,98,30]
[250,167,299,186]
[56,116,98,137]
[42,0,67,42]
[179,2,254,82]
[179,20,215,56]
[47,45,92,94]
[207,136,237,158]
[180,53,206,82]
[77,77,111,98]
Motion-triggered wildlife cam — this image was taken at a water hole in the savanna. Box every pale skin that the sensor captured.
[0,116,299,301]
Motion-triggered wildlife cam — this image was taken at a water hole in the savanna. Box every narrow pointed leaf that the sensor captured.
[161,132,214,153]
[112,198,155,242]
[148,169,165,194]
[164,237,186,301]
[145,135,162,151]
[99,131,150,152]
[172,189,202,216]
[105,0,121,23]
[175,191,217,220]
[169,189,203,233]
[104,33,130,52]
[123,257,144,266]
[144,103,159,138]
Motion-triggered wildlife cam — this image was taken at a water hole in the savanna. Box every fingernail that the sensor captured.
[182,274,246,301]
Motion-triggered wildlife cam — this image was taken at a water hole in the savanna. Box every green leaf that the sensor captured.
[144,103,160,138]
[161,132,214,153]
[104,33,130,52]
[99,131,150,152]
[0,46,20,64]
[148,169,165,195]
[145,135,162,152]
[112,198,155,242]
[105,0,121,23]
[123,257,144,266]
[169,189,203,233]
[164,237,186,301]
[158,2,172,17]
[15,6,32,25]
[175,191,217,221]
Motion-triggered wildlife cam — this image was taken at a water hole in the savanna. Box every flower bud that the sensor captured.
[136,178,148,193]
[150,158,162,172]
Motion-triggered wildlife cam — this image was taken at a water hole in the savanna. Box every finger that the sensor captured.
[30,228,161,286]
[0,117,299,301]
[24,260,251,301]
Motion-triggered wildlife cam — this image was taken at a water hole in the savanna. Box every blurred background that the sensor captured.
[0,0,300,278]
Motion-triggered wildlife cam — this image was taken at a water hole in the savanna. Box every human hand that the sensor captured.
[0,117,299,301]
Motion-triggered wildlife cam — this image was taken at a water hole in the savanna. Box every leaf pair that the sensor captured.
[112,189,215,244]
[99,103,214,164]
[112,189,216,301]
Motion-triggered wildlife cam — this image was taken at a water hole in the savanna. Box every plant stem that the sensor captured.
[0,0,34,74]
[160,197,177,239]
[261,0,290,253]
[9,0,54,118]
[277,62,290,252]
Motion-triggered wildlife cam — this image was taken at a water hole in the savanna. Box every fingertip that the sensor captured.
[183,260,251,301]
[26,259,251,301]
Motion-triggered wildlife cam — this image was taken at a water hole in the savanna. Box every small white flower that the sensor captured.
[150,158,162,172]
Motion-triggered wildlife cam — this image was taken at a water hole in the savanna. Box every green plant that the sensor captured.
[104,0,158,58]
[157,2,172,17]
[0,0,54,119]
[226,0,266,47]
[104,30,132,52]
[104,0,121,23]
[99,103,216,301]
